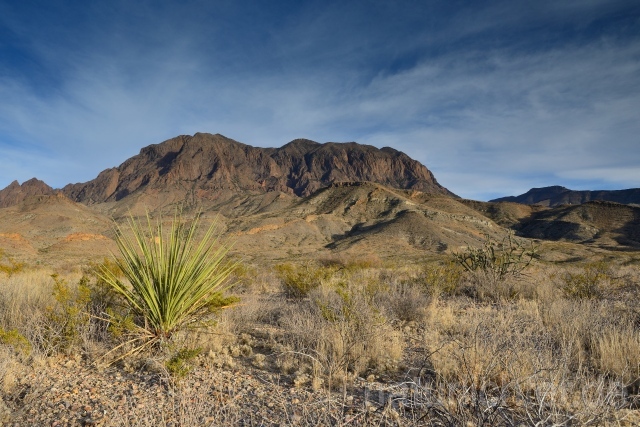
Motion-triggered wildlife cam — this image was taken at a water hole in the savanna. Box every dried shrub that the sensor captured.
[453,232,537,282]
[384,282,430,322]
[279,280,403,389]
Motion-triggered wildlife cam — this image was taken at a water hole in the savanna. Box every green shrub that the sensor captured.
[0,249,23,277]
[561,261,617,299]
[165,347,202,378]
[98,212,237,350]
[205,292,241,314]
[274,263,335,299]
[42,274,91,353]
[85,258,126,309]
[422,261,464,297]
[0,327,31,355]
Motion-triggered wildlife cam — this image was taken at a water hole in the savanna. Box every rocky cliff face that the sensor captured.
[0,178,55,208]
[492,186,640,207]
[62,133,454,203]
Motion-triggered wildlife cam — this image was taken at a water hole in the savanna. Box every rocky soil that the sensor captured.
[1,355,413,427]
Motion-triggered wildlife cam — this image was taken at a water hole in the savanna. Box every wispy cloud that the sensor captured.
[0,0,638,200]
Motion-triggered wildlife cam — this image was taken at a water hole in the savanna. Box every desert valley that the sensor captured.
[1,132,640,426]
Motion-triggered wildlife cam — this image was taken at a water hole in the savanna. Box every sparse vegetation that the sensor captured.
[42,274,92,353]
[2,246,640,425]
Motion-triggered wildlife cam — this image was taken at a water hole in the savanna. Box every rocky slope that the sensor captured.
[227,181,500,261]
[491,186,640,207]
[0,193,115,264]
[0,181,501,266]
[61,133,454,208]
[2,133,640,265]
[463,197,640,249]
[514,201,640,249]
[0,178,55,208]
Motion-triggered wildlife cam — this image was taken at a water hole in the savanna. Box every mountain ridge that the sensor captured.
[0,178,56,208]
[0,133,454,210]
[491,186,640,207]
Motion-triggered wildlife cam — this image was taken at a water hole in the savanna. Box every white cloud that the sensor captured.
[0,1,638,201]
[558,167,640,188]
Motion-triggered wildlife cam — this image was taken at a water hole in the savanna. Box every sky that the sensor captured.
[0,0,639,201]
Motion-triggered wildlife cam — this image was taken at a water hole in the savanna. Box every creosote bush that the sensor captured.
[561,261,618,299]
[0,249,23,277]
[420,261,464,297]
[42,274,92,354]
[98,212,237,351]
[0,327,31,356]
[274,262,336,298]
[165,347,202,379]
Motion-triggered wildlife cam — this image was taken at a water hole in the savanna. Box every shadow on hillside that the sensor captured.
[517,219,585,242]
[158,151,180,175]
[613,206,640,248]
[325,219,392,249]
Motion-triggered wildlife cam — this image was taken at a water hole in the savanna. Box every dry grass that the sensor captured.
[0,268,57,329]
[2,256,640,425]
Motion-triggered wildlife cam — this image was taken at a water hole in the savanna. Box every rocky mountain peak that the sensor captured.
[60,132,455,204]
[0,178,55,208]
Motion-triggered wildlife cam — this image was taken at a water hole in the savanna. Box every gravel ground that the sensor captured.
[4,355,640,426]
[0,355,412,427]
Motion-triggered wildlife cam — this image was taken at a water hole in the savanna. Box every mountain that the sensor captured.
[0,181,500,266]
[491,186,640,207]
[0,133,465,265]
[60,133,454,212]
[515,201,640,249]
[0,193,115,264]
[228,181,499,261]
[0,178,55,208]
[3,133,639,266]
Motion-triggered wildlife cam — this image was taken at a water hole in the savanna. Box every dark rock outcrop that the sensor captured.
[0,178,55,208]
[62,133,455,203]
[492,186,640,207]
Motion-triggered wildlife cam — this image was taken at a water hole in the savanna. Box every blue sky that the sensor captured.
[0,0,639,200]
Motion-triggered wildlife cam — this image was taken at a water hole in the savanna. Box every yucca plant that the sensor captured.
[99,211,236,351]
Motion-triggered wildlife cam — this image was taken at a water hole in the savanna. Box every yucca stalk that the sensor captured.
[99,211,236,344]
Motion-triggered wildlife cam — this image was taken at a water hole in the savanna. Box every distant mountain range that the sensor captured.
[491,186,640,207]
